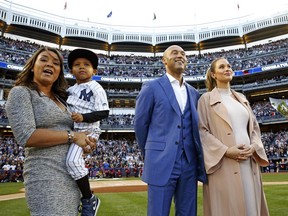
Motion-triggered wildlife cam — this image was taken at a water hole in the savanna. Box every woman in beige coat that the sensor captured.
[198,57,269,216]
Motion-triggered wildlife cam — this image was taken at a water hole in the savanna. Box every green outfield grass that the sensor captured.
[0,173,287,216]
[262,172,288,182]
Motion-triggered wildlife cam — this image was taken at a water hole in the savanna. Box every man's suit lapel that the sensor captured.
[159,75,181,116]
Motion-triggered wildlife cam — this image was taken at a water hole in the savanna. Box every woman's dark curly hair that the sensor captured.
[14,46,68,100]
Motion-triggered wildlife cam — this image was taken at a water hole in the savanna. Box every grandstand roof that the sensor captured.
[2,21,288,54]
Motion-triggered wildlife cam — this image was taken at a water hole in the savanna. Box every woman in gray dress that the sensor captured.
[5,46,96,216]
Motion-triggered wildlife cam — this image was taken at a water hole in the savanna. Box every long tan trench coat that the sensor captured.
[198,88,269,216]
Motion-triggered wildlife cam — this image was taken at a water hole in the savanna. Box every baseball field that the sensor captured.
[0,173,287,216]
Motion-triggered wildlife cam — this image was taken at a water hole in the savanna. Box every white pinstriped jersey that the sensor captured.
[67,80,109,132]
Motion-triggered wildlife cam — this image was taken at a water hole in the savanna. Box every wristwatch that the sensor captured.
[67,130,75,144]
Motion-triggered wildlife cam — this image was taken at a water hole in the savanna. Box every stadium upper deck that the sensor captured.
[1,36,288,103]
[0,1,288,54]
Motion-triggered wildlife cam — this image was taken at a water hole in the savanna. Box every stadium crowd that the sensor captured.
[0,127,287,183]
[0,101,287,181]
[0,36,288,182]
[1,36,288,77]
[0,98,286,127]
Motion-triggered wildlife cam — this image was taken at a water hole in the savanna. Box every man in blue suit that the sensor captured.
[134,45,207,216]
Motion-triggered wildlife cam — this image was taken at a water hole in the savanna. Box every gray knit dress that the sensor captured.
[5,86,81,216]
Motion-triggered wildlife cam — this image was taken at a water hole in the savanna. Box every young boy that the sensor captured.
[66,49,109,216]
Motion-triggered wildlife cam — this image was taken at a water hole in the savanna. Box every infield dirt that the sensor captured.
[0,179,287,201]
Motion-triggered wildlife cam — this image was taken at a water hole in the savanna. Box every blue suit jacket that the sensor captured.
[134,75,207,186]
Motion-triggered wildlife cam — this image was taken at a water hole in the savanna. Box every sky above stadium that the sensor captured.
[8,0,288,27]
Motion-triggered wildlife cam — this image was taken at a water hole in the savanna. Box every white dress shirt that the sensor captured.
[166,73,187,113]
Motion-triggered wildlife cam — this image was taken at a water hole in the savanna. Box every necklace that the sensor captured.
[54,96,70,113]
[41,91,67,112]
[40,91,56,100]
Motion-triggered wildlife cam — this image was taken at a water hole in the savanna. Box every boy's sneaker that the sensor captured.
[80,195,101,216]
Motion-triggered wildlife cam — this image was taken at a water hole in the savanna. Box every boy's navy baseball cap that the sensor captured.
[68,49,98,69]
